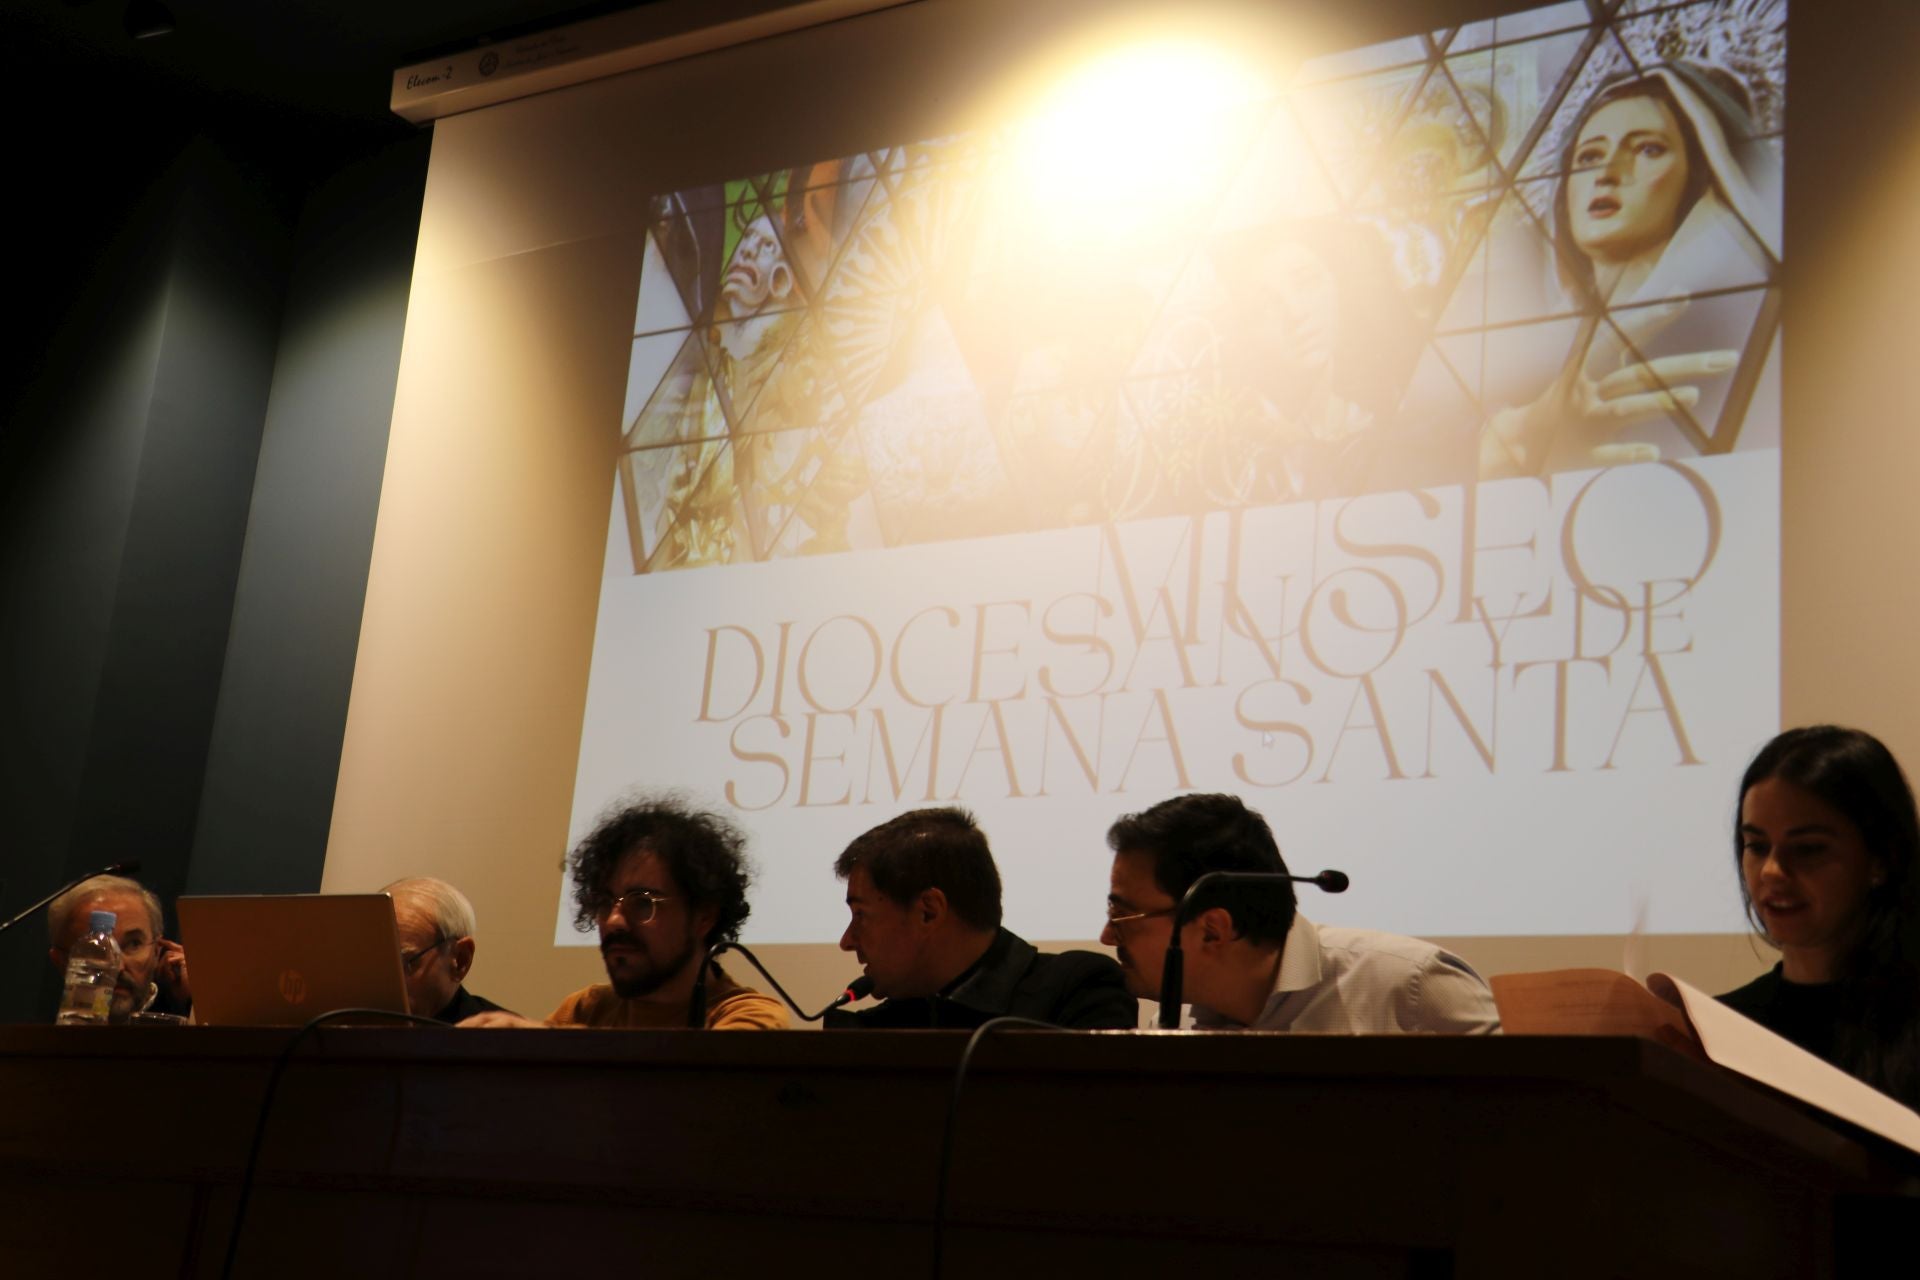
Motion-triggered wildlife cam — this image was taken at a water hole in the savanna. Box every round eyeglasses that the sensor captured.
[604,890,674,925]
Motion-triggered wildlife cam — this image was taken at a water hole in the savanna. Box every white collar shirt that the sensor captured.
[1187,914,1501,1034]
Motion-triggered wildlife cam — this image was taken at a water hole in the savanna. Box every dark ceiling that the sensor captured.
[1,0,652,425]
[2,0,651,133]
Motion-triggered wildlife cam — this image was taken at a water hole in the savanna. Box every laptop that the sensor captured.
[176,894,411,1026]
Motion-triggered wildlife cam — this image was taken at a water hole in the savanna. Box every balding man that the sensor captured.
[382,877,509,1024]
[47,874,190,1021]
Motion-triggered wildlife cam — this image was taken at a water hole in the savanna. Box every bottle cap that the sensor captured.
[89,910,117,934]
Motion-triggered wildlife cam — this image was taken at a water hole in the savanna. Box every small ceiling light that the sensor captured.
[123,0,175,39]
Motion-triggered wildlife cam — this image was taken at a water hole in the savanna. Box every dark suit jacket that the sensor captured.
[433,985,508,1025]
[823,928,1137,1030]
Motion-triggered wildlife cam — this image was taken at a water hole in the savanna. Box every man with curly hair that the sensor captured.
[460,797,788,1030]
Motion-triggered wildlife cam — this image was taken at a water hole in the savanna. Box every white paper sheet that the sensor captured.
[1651,972,1920,1157]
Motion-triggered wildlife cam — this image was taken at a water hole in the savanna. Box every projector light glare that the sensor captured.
[1010,41,1267,253]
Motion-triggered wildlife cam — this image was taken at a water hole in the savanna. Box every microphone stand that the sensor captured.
[0,860,144,936]
[687,940,872,1028]
[1156,867,1349,1029]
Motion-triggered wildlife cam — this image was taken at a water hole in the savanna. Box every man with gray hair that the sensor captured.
[382,877,509,1024]
[46,874,191,1021]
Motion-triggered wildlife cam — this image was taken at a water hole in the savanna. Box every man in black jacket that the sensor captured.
[823,807,1136,1030]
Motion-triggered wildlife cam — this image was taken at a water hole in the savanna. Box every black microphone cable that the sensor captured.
[687,939,873,1026]
[220,1008,441,1280]
[930,1015,1057,1280]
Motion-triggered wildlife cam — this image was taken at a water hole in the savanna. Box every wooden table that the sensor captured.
[1,1026,1914,1278]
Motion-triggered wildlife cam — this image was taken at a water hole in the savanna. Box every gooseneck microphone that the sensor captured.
[1156,867,1349,1030]
[0,859,144,936]
[687,939,873,1027]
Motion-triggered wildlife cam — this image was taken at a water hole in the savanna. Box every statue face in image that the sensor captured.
[1245,239,1339,386]
[719,215,795,319]
[1566,94,1692,267]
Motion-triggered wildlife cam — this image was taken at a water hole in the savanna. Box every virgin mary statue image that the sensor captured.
[1479,60,1782,479]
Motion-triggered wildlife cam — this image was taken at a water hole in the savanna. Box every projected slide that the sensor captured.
[566,0,1787,944]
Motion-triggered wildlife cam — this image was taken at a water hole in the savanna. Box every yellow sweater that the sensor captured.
[548,968,790,1030]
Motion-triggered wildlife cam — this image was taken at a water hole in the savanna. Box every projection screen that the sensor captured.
[535,0,1787,946]
[365,0,1789,958]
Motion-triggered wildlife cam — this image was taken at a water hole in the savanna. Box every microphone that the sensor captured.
[687,940,874,1027]
[829,974,876,1013]
[0,860,146,937]
[1157,868,1349,1030]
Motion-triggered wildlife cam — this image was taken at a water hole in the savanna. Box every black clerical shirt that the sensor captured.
[433,985,508,1025]
[822,928,1136,1030]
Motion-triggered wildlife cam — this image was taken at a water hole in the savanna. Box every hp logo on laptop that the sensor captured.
[278,970,309,1005]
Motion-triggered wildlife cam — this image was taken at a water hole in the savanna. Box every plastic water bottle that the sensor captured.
[55,910,123,1025]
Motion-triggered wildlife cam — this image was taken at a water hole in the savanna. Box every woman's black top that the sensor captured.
[1718,963,1844,1065]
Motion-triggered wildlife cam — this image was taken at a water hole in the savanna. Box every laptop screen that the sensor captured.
[176,894,410,1026]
